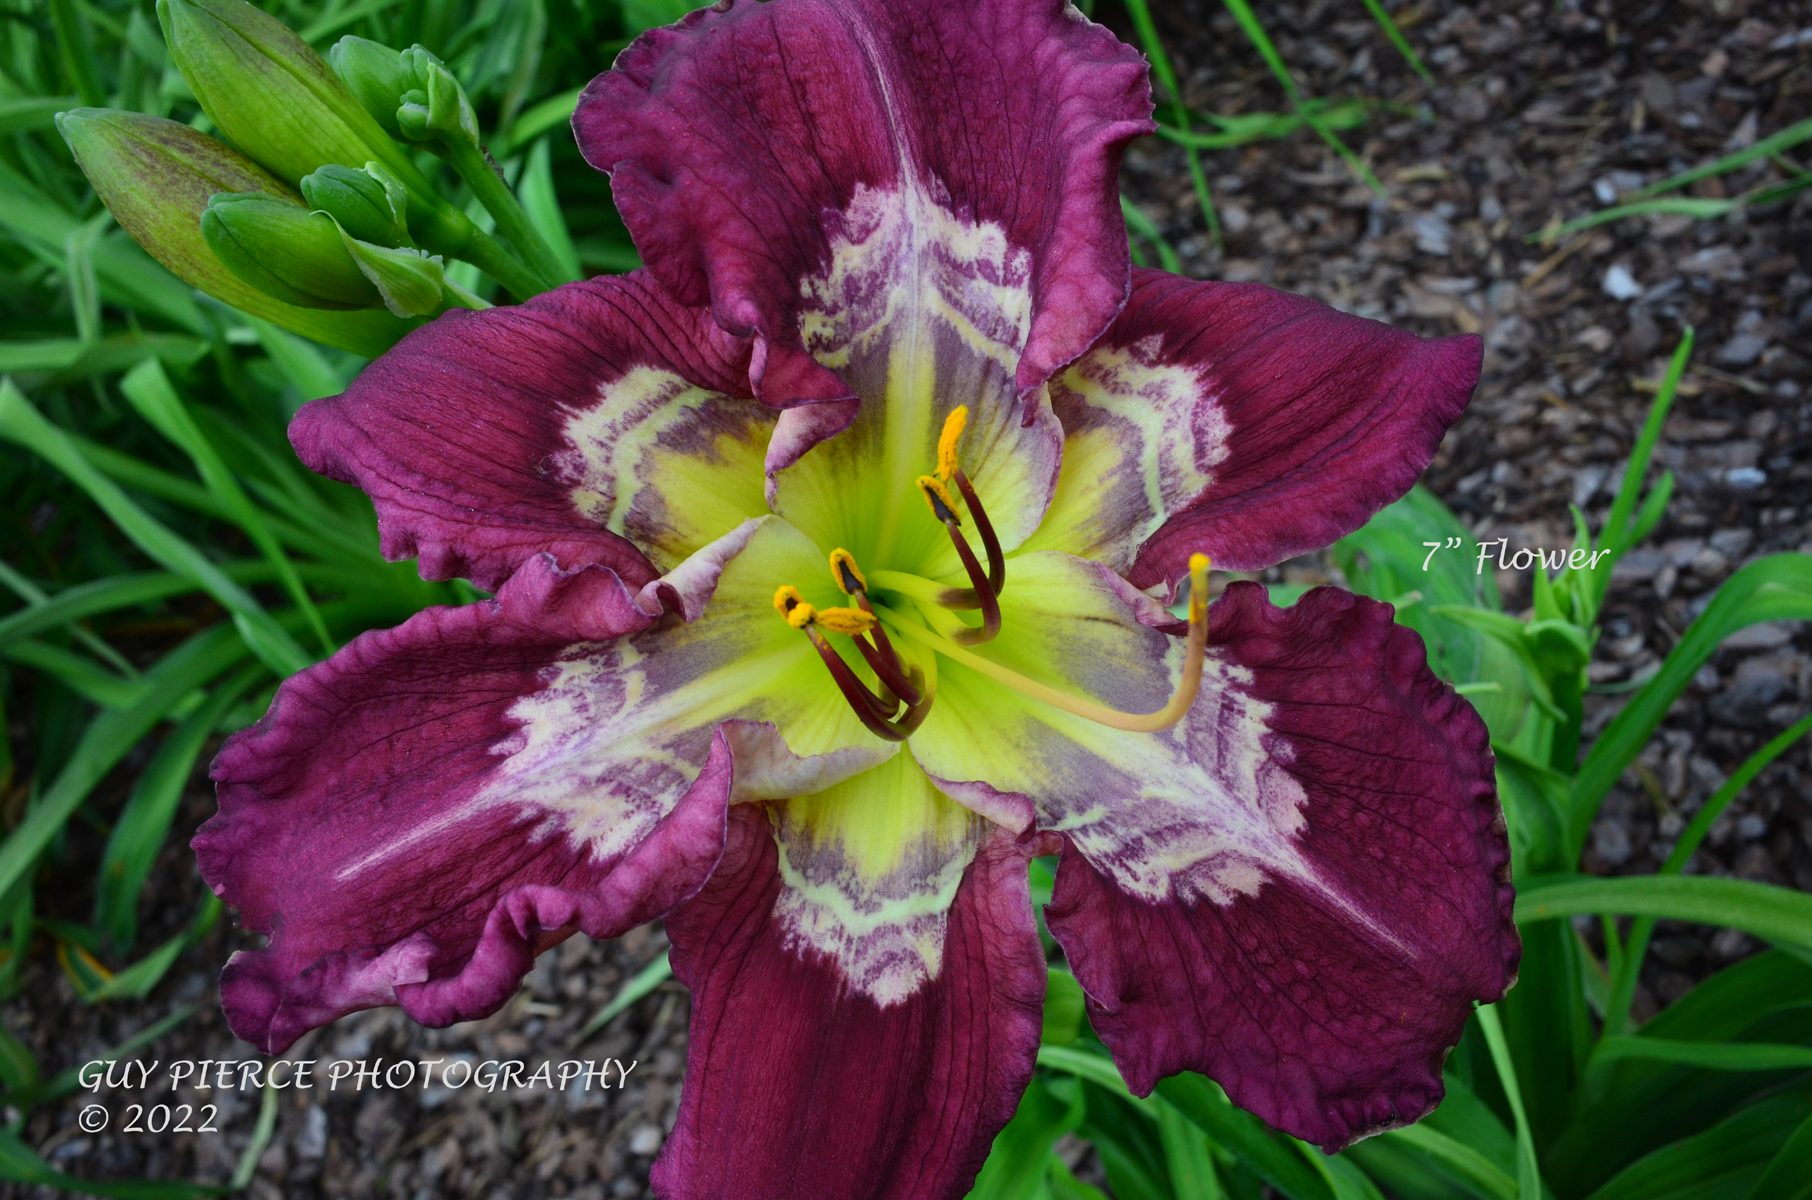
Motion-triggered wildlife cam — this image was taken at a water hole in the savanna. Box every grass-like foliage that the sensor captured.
[3,1,1811,1198]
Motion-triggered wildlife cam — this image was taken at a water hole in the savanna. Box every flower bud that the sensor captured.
[338,237,448,318]
[201,192,382,310]
[56,107,411,357]
[155,0,470,261]
[301,163,410,248]
[328,36,409,140]
[396,47,480,150]
[332,39,479,152]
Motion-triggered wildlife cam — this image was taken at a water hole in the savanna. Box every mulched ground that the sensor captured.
[9,0,1810,1195]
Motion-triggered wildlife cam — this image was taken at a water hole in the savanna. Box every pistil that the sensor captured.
[873,554,1213,733]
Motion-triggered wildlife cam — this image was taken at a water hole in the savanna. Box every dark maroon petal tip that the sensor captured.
[1041,268,1480,585]
[291,271,768,592]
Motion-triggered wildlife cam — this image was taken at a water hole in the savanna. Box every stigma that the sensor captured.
[874,553,1214,734]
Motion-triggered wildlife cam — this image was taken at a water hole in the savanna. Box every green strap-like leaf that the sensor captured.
[95,663,264,953]
[1742,1108,1812,1200]
[119,359,333,654]
[1568,553,1812,858]
[0,624,250,901]
[1518,874,1812,955]
[1375,1123,1517,1200]
[1475,1005,1543,1200]
[571,950,672,1046]
[0,380,310,676]
[1154,1072,1334,1200]
[0,1127,224,1196]
[1036,1045,1156,1118]
[1592,1037,1812,1072]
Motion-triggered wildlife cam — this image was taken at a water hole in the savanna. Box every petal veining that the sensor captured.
[653,805,1045,1200]
[1045,584,1517,1151]
[197,556,724,1053]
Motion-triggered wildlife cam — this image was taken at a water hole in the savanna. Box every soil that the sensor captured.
[9,0,1811,1196]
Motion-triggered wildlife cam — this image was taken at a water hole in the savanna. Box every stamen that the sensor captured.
[916,471,1000,643]
[805,629,935,742]
[825,548,921,705]
[928,408,1004,595]
[950,470,1005,595]
[936,406,968,482]
[849,627,923,707]
[916,475,961,525]
[872,553,1213,733]
[777,578,932,738]
[814,606,876,636]
[829,548,867,595]
[940,519,1000,645]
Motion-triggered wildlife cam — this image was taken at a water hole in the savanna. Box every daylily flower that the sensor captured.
[197,0,1519,1194]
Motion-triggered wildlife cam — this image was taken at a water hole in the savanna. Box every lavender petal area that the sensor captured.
[199,513,895,1056]
[197,555,734,1054]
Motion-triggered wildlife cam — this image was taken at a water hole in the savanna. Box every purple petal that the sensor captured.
[1031,268,1480,585]
[653,805,1045,1200]
[292,271,775,592]
[575,0,1155,407]
[199,556,730,1054]
[1043,583,1518,1152]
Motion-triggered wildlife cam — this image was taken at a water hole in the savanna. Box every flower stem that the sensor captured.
[458,229,556,301]
[441,277,491,310]
[411,198,549,301]
[444,140,571,292]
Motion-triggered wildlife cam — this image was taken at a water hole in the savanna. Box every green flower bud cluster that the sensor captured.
[55,108,411,358]
[58,0,570,354]
[201,190,453,318]
[332,40,480,154]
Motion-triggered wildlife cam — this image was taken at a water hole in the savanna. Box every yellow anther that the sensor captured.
[916,475,961,524]
[829,548,867,595]
[774,585,805,616]
[1188,553,1211,623]
[814,606,877,636]
[786,601,818,631]
[936,406,968,481]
